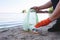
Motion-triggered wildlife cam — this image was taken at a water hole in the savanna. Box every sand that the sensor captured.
[0,20,60,40]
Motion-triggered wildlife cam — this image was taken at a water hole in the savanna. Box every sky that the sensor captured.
[0,0,49,13]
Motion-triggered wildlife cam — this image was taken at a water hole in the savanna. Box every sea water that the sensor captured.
[0,13,49,28]
[0,13,26,28]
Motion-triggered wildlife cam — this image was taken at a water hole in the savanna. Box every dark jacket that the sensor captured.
[51,0,59,10]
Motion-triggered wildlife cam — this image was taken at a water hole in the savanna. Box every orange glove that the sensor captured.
[35,18,51,28]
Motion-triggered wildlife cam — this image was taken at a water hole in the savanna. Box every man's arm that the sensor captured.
[35,1,60,28]
[49,1,60,21]
[38,1,52,10]
[31,1,52,13]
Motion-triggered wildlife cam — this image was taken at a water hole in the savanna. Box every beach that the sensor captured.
[0,20,60,40]
[0,13,60,40]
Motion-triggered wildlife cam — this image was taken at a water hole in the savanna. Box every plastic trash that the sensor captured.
[32,27,48,36]
[23,9,38,31]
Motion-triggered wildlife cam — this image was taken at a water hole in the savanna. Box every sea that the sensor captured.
[0,13,26,28]
[0,13,49,28]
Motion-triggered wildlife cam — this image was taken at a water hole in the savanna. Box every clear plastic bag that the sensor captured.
[23,9,38,31]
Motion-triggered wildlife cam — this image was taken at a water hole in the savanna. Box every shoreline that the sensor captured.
[0,21,60,40]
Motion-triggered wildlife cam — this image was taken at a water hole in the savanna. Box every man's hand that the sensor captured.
[31,6,41,13]
[31,6,48,13]
[35,18,51,28]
